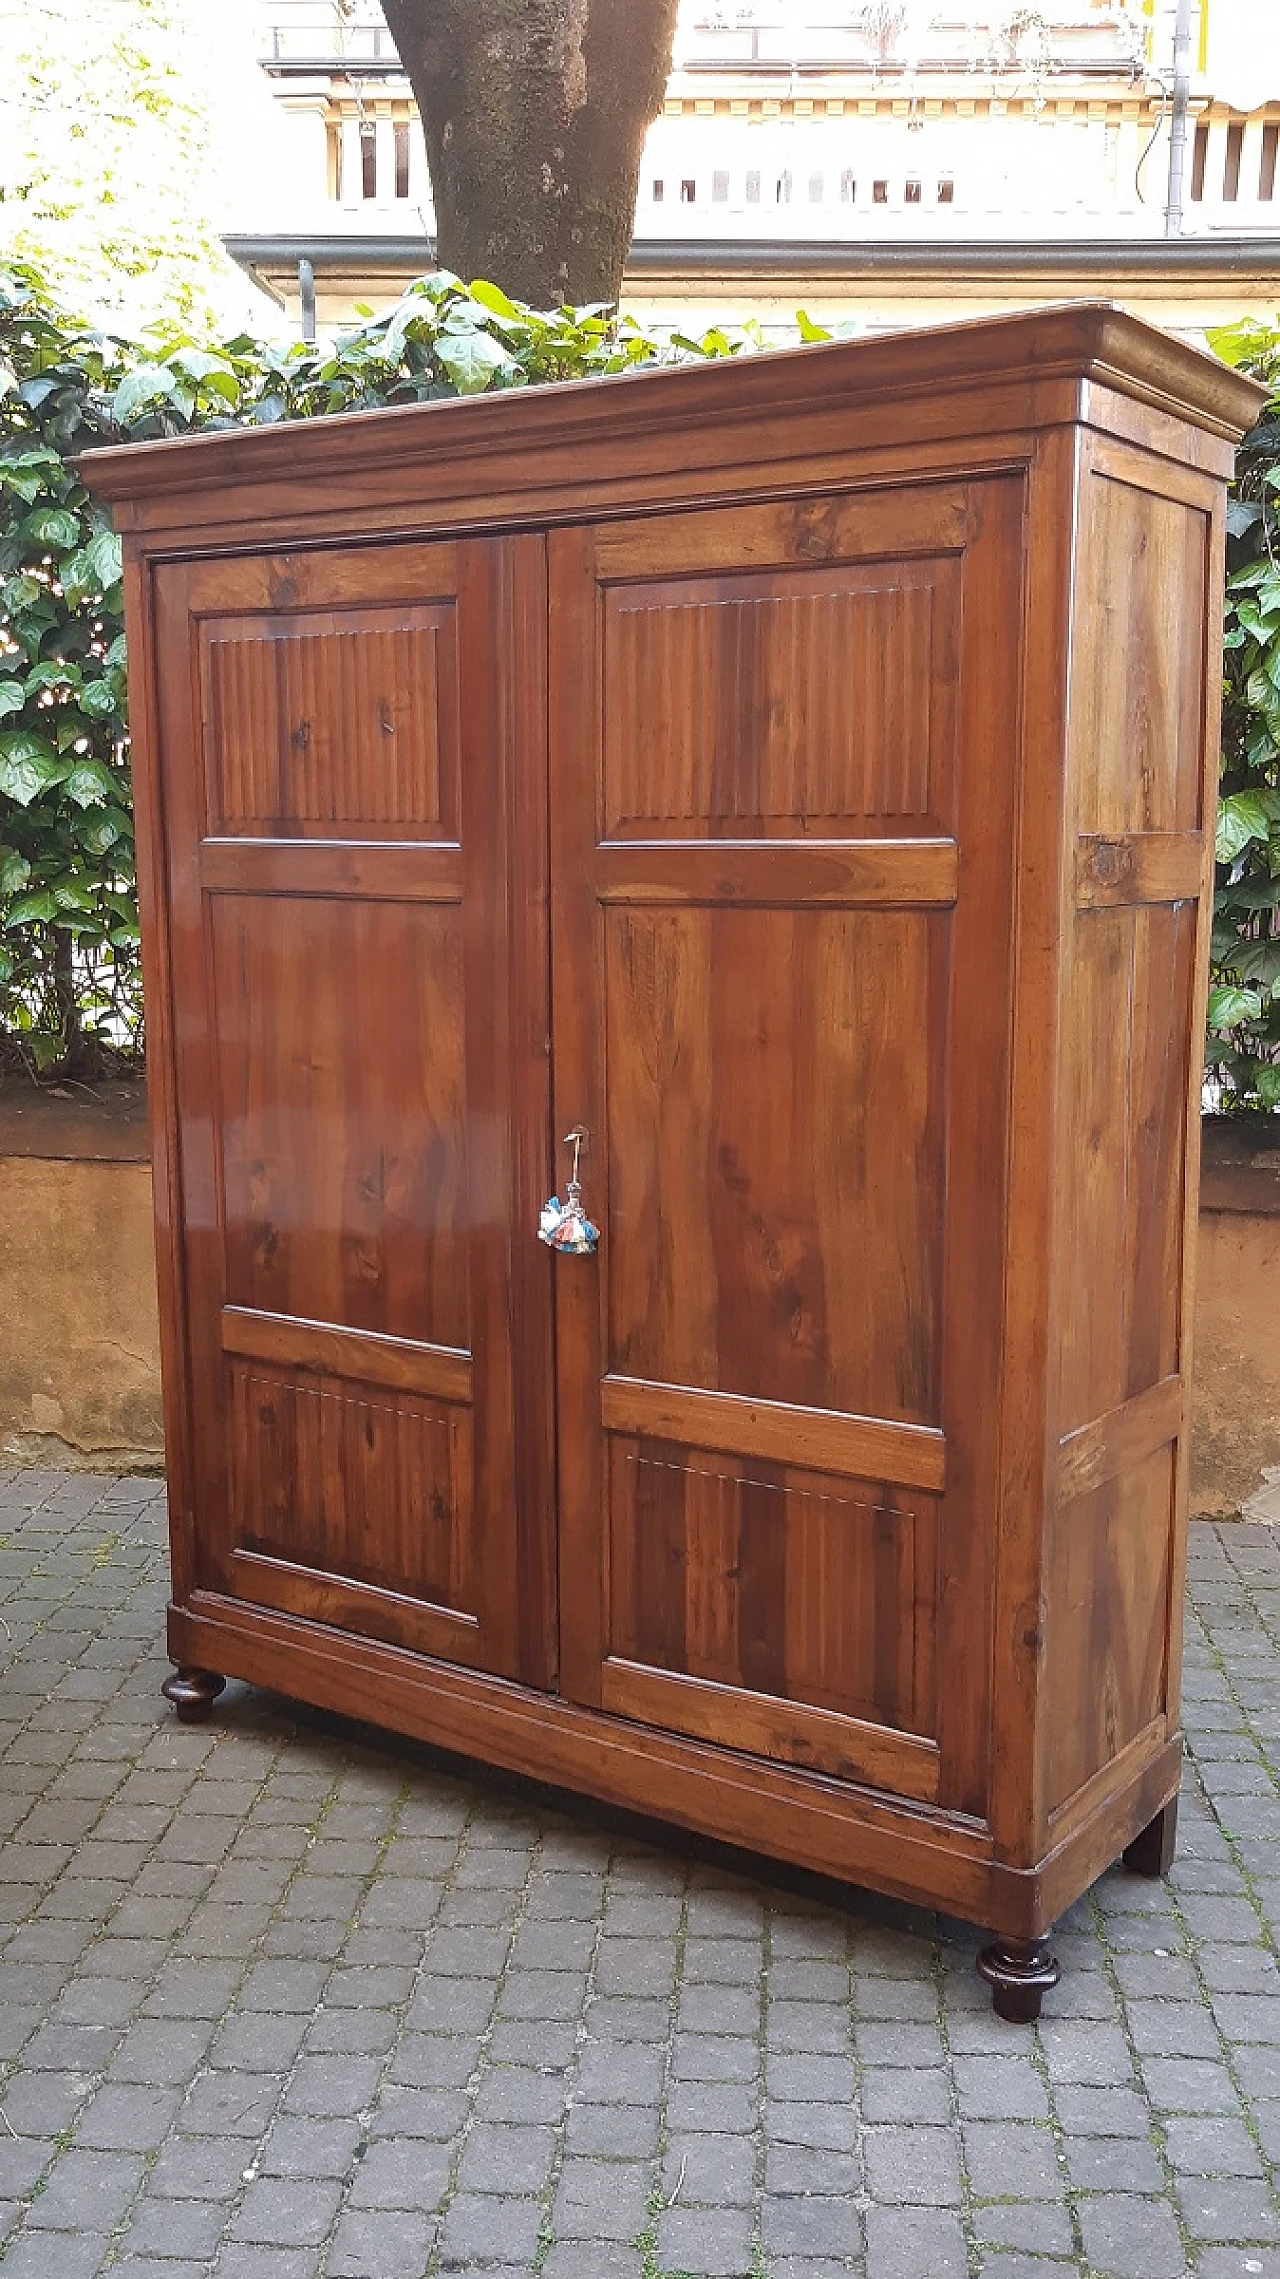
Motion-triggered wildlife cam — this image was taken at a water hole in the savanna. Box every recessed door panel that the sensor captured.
[155,537,554,1684]
[212,893,470,1347]
[549,485,1023,1812]
[604,902,944,1425]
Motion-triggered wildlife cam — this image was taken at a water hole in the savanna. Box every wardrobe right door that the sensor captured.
[547,478,1023,1819]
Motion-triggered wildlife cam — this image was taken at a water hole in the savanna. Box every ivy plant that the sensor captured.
[0,261,753,1076]
[1206,317,1280,1112]
[4,259,1278,1103]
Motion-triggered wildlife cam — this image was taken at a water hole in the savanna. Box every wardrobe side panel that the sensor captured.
[1043,435,1222,1824]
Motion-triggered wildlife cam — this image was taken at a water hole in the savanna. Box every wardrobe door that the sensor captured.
[548,483,1022,1812]
[153,535,555,1684]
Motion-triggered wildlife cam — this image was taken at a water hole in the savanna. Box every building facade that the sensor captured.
[224,0,1280,339]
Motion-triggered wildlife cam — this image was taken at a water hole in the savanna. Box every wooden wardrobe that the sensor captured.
[86,306,1263,2017]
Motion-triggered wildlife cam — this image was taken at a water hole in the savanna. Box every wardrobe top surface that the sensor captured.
[83,299,1264,541]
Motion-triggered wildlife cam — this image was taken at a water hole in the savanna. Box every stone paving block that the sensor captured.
[283,2055,383,2118]
[209,2009,312,2071]
[761,2191,863,2257]
[213,2247,324,2278]
[121,2193,227,2259]
[325,2206,437,2278]
[73,2081,184,2151]
[1067,2131,1167,2192]
[553,2156,652,2240]
[1141,2055,1242,2113]
[865,2205,968,2279]
[655,2202,755,2276]
[262,2114,364,2178]
[0,2232,112,2277]
[540,2246,645,2279]
[454,2120,556,2198]
[953,2053,1050,2120]
[973,2202,1076,2255]
[764,2052,855,2102]
[1196,2255,1280,2279]
[1234,2044,1280,2099]
[860,2063,952,2123]
[663,2131,756,2207]
[301,2006,399,2059]
[965,2118,1065,2199]
[180,2069,283,2136]
[1178,2176,1280,2242]
[1052,2084,1152,2136]
[0,2137,53,2197]
[437,2190,545,2264]
[386,2033,480,2091]
[1077,2193,1195,2278]
[23,2144,145,2230]
[864,2120,963,2206]
[564,2101,660,2156]
[370,2086,470,2141]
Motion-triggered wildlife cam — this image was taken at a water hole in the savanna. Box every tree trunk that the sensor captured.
[379,0,680,308]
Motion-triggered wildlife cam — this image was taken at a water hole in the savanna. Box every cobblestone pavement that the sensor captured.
[0,1473,1277,2279]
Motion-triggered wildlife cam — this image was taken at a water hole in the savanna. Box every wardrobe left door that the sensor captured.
[148,535,556,1685]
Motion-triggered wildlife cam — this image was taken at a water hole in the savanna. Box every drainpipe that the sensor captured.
[298,257,317,344]
[1165,0,1195,237]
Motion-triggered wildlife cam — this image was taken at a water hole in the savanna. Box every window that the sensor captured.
[713,170,729,201]
[1262,122,1279,201]
[394,121,409,199]
[905,179,921,204]
[681,178,696,202]
[841,169,856,203]
[652,178,665,202]
[746,169,761,203]
[809,170,824,202]
[1224,119,1244,201]
[1190,119,1208,201]
[938,177,955,203]
[360,122,376,201]
[873,178,888,204]
[777,169,792,203]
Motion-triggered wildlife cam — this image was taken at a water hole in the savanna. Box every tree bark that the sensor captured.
[379,0,680,308]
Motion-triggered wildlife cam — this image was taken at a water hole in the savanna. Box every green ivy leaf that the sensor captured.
[75,809,126,856]
[1206,983,1265,1030]
[77,678,119,720]
[434,328,511,395]
[1256,1065,1280,1109]
[24,659,81,693]
[1216,789,1274,861]
[0,848,32,895]
[0,681,24,719]
[4,889,60,926]
[2,573,44,611]
[111,363,179,424]
[467,279,521,320]
[63,758,118,806]
[0,729,67,804]
[23,506,80,551]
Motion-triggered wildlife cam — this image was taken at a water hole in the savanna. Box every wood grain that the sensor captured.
[109,311,1252,1968]
[221,1306,472,1405]
[1075,832,1204,909]
[600,1379,946,1494]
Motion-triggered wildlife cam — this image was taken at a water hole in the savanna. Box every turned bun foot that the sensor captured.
[162,1666,226,1725]
[977,1934,1061,2023]
[1123,1796,1178,1879]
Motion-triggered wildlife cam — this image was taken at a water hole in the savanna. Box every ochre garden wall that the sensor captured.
[0,1096,1273,1509]
[0,1086,163,1472]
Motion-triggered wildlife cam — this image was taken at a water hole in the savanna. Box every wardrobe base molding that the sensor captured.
[168,1592,1183,1951]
